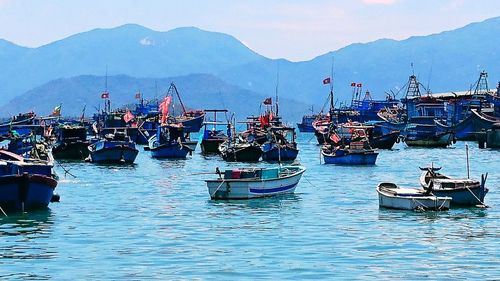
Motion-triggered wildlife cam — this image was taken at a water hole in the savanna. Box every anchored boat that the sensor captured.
[206,165,306,200]
[147,124,194,158]
[419,167,488,206]
[377,182,451,211]
[88,130,138,164]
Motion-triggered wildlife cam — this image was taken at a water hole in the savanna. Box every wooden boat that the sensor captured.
[219,140,262,162]
[147,124,194,158]
[321,128,378,165]
[51,124,90,159]
[0,149,58,211]
[403,124,454,147]
[200,110,229,154]
[470,109,500,132]
[435,115,476,141]
[206,165,306,200]
[377,182,451,211]
[261,127,299,161]
[419,167,488,206]
[88,130,138,164]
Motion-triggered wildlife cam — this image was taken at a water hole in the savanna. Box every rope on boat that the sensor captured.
[0,206,7,217]
[437,197,448,210]
[56,162,77,178]
[210,179,226,198]
[464,185,488,207]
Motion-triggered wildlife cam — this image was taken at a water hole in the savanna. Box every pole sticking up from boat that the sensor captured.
[466,144,470,179]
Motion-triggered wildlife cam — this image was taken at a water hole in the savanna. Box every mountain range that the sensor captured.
[0,74,309,122]
[1,16,499,119]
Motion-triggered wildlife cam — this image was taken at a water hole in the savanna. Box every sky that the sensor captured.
[0,0,499,61]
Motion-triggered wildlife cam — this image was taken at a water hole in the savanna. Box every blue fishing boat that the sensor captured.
[88,130,139,164]
[262,127,299,161]
[200,110,230,154]
[403,124,454,147]
[0,149,58,211]
[419,167,488,207]
[297,114,318,132]
[321,133,378,165]
[148,124,194,158]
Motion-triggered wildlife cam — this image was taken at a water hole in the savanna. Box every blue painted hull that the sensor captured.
[432,187,488,206]
[435,116,475,141]
[262,147,299,161]
[180,114,205,133]
[0,174,57,211]
[297,123,315,132]
[90,147,138,164]
[323,151,378,165]
[150,144,191,158]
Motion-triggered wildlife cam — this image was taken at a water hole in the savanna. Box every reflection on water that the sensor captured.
[0,209,56,265]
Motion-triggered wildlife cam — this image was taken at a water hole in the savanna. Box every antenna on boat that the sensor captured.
[466,144,470,179]
[329,56,335,118]
[275,61,280,118]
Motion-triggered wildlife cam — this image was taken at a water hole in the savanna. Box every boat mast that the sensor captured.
[169,83,187,114]
[275,62,280,119]
[329,56,334,120]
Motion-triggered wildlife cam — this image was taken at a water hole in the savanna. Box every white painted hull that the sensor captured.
[377,183,451,211]
[206,167,305,199]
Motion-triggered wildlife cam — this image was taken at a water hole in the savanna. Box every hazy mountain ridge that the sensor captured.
[0,73,308,122]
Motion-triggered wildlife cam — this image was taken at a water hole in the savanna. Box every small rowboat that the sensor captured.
[419,167,488,206]
[377,182,451,211]
[206,165,305,200]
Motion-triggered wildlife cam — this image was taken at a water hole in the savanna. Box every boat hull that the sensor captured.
[377,184,451,211]
[431,187,488,206]
[297,123,315,133]
[52,141,90,160]
[322,150,378,165]
[206,167,305,200]
[404,132,454,148]
[150,144,191,158]
[262,146,299,161]
[221,145,262,162]
[0,174,57,211]
[90,147,138,164]
[370,131,399,149]
[201,139,225,154]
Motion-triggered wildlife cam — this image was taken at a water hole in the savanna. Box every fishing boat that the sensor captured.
[419,167,488,206]
[51,124,89,160]
[206,165,306,200]
[88,130,138,164]
[321,128,379,165]
[297,114,320,132]
[377,182,451,211]
[0,149,58,211]
[403,124,454,147]
[164,83,205,133]
[200,110,229,154]
[219,139,262,162]
[261,127,299,161]
[147,124,194,158]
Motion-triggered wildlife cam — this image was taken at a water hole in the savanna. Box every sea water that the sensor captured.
[1,135,499,280]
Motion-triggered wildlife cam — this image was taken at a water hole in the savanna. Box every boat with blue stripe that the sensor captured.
[88,130,139,164]
[206,165,305,200]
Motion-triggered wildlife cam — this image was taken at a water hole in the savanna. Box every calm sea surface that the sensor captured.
[1,134,499,280]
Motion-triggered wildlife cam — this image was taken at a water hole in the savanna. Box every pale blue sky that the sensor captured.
[0,0,499,61]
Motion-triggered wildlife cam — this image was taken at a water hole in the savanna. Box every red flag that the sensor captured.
[263,97,272,105]
[330,132,341,143]
[159,96,172,124]
[350,82,356,87]
[135,92,141,99]
[123,110,134,123]
[101,91,109,99]
[356,83,362,88]
[323,77,331,85]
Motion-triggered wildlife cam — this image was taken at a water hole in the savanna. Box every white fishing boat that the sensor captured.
[377,182,451,211]
[206,165,305,200]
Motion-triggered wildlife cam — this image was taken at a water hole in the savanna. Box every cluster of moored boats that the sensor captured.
[0,71,498,213]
